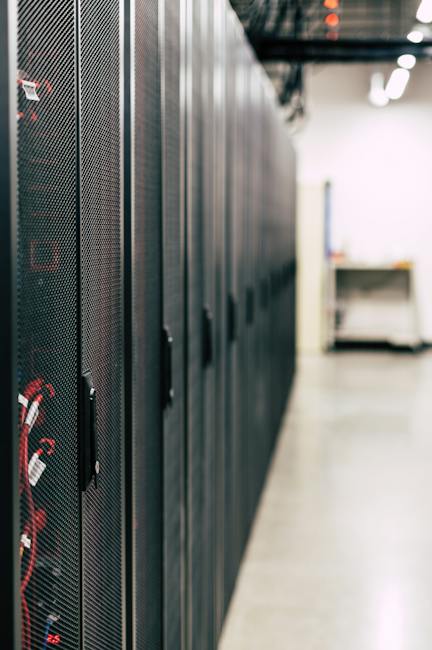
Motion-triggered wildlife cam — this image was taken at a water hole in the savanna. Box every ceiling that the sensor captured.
[231,0,421,40]
[230,0,431,123]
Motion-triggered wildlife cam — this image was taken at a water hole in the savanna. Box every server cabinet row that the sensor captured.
[2,0,296,648]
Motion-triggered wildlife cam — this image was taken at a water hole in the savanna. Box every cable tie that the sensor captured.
[18,393,29,408]
[25,400,40,430]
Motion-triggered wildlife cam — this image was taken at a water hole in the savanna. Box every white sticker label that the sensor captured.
[18,393,29,408]
[28,453,46,486]
[21,80,40,102]
[20,533,31,549]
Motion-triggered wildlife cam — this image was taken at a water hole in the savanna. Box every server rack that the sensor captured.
[200,1,218,647]
[184,0,206,647]
[79,0,126,645]
[213,0,228,637]
[249,66,265,518]
[160,0,186,647]
[13,0,127,647]
[247,55,261,525]
[16,1,81,648]
[227,14,248,595]
[129,0,164,648]
[7,1,297,648]
[223,8,238,615]
[239,42,249,545]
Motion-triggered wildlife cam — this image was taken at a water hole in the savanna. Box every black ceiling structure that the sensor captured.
[231,0,425,42]
[230,0,432,122]
[254,37,432,62]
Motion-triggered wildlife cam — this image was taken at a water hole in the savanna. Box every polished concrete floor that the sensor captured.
[219,352,432,650]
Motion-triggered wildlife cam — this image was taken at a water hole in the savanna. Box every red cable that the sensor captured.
[21,480,37,592]
[21,592,31,650]
[19,420,36,650]
[19,379,55,647]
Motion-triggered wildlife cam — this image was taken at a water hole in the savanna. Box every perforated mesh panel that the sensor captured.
[223,8,237,613]
[185,0,205,647]
[228,11,247,596]
[79,0,124,646]
[133,0,163,647]
[213,1,228,635]
[16,1,80,648]
[161,0,185,647]
[200,1,217,646]
[15,2,297,648]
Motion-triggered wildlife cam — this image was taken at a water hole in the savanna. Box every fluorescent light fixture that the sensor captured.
[368,72,389,107]
[397,53,417,69]
[385,68,410,100]
[417,0,432,23]
[407,29,424,42]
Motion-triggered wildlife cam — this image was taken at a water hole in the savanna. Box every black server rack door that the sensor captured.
[244,48,262,532]
[79,0,125,646]
[241,47,253,547]
[200,0,217,646]
[2,3,19,647]
[16,0,81,648]
[249,69,264,517]
[231,33,247,570]
[184,0,205,647]
[223,6,237,615]
[131,0,163,648]
[213,0,227,639]
[160,0,186,647]
[261,92,273,468]
[288,144,297,385]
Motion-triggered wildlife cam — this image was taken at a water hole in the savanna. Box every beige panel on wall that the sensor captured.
[296,183,326,354]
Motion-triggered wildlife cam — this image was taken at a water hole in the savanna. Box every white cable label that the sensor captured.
[18,393,29,408]
[21,80,40,102]
[25,401,39,429]
[20,534,31,549]
[28,453,46,487]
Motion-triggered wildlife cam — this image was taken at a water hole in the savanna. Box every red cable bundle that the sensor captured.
[19,379,55,650]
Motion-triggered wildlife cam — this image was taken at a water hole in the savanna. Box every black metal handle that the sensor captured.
[202,307,213,367]
[81,371,99,491]
[227,294,237,343]
[246,287,255,325]
[162,327,174,410]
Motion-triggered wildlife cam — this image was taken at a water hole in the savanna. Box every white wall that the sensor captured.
[294,63,432,341]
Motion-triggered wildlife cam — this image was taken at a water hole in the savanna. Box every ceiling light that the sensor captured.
[417,0,432,23]
[368,73,389,108]
[407,29,424,42]
[324,13,340,27]
[385,68,410,100]
[397,54,417,69]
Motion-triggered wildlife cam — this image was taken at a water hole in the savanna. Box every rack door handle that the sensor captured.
[162,327,174,410]
[81,371,99,491]
[202,307,213,367]
[246,287,255,325]
[228,294,237,343]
